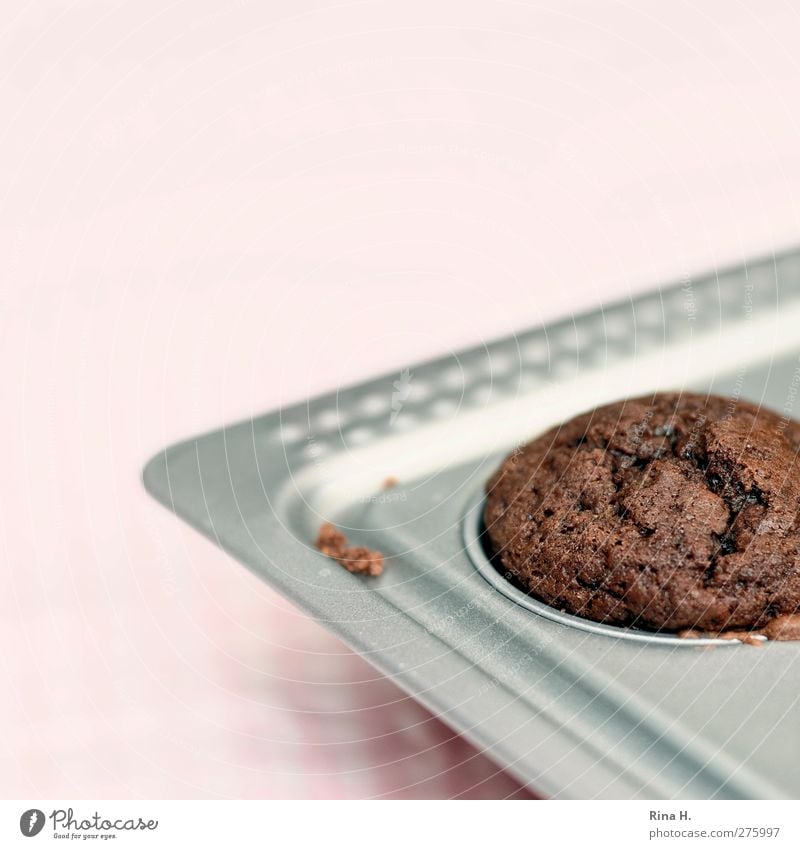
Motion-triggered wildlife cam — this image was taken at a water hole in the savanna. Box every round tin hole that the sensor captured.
[357,394,390,416]
[634,300,666,325]
[315,407,347,430]
[521,338,549,362]
[462,492,742,646]
[344,425,373,446]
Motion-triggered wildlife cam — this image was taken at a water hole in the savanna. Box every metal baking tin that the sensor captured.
[144,246,800,799]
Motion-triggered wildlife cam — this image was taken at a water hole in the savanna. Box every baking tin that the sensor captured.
[144,246,800,799]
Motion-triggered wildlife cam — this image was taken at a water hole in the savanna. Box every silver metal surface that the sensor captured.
[144,246,800,799]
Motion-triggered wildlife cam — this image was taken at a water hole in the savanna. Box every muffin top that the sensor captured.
[484,392,800,632]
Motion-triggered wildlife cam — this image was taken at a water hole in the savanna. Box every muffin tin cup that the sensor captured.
[461,493,744,647]
[145,245,800,800]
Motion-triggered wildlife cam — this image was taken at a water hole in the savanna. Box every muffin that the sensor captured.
[484,392,800,633]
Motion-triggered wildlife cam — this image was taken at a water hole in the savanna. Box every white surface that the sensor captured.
[2,0,800,798]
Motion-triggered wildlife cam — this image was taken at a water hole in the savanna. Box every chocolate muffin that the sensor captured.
[484,392,800,633]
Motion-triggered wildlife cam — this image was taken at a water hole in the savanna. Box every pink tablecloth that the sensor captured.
[3,0,800,798]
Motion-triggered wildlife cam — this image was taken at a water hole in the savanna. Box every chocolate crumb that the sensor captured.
[719,631,765,648]
[315,522,384,576]
[676,618,800,645]
[315,521,348,557]
[678,628,764,646]
[761,613,800,641]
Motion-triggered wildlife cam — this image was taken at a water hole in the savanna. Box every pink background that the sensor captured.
[3,0,800,798]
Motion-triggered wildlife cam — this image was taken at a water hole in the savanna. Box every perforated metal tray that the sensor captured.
[144,247,800,799]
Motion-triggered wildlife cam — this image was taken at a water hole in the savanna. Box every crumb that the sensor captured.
[678,627,766,646]
[315,521,348,558]
[337,545,384,576]
[726,632,766,648]
[761,613,800,641]
[382,476,398,490]
[315,522,384,576]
